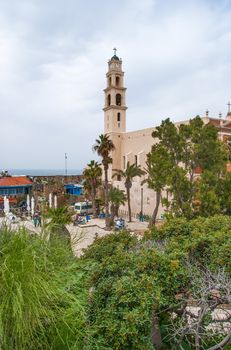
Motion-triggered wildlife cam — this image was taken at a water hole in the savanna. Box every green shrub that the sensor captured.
[83,216,231,349]
[0,226,86,349]
[83,231,186,349]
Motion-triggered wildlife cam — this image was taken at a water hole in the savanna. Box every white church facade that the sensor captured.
[103,51,231,219]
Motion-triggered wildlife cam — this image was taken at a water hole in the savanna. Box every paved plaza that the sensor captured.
[68,218,149,256]
[0,216,149,257]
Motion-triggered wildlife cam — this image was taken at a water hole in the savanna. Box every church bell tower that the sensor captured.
[103,49,127,134]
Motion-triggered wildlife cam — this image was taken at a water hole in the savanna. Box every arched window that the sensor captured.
[116,76,120,86]
[108,77,112,86]
[117,112,121,121]
[107,94,111,106]
[116,94,121,106]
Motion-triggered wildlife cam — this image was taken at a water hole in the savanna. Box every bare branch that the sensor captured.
[206,329,231,350]
[167,264,231,349]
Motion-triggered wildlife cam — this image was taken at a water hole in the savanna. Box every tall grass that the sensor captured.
[0,225,86,349]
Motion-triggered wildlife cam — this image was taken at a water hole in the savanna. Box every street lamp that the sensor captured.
[141,187,143,216]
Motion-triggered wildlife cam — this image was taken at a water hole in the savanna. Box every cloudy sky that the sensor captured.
[1,0,231,170]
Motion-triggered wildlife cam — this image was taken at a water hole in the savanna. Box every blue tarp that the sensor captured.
[64,183,83,196]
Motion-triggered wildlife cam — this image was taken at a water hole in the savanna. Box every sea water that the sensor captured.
[7,169,82,176]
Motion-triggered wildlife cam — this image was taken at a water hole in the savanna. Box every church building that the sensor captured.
[103,50,231,219]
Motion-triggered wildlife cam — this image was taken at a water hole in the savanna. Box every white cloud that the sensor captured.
[0,0,231,169]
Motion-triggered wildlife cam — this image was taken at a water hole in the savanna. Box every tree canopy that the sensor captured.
[83,215,231,349]
[148,116,229,219]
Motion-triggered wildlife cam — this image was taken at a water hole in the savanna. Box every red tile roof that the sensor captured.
[0,197,17,204]
[0,176,33,187]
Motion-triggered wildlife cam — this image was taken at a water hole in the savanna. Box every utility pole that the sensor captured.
[65,153,67,176]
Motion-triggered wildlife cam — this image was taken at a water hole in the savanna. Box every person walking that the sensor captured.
[33,214,38,227]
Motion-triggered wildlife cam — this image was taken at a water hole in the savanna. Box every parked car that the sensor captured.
[74,201,93,215]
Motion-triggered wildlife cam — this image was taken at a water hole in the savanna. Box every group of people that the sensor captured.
[74,214,91,226]
[115,217,125,230]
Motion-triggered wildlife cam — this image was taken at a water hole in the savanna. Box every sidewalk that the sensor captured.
[0,217,42,234]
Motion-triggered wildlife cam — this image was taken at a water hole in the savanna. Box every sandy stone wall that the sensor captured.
[32,175,83,201]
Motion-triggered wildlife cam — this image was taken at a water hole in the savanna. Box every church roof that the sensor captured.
[111,54,120,61]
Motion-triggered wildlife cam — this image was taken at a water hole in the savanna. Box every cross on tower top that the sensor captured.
[113,47,117,56]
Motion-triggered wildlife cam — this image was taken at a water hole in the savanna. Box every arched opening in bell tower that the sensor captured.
[116,76,120,86]
[116,93,121,106]
[107,94,111,106]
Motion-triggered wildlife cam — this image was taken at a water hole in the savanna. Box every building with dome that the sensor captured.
[103,51,231,219]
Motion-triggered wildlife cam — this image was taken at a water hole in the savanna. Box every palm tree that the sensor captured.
[45,206,72,246]
[113,162,145,222]
[83,160,102,218]
[93,134,115,228]
[108,187,126,223]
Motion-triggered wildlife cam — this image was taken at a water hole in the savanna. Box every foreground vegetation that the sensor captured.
[83,215,231,350]
[0,226,86,350]
[0,214,230,349]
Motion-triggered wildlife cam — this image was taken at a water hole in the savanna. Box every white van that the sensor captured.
[74,201,93,215]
